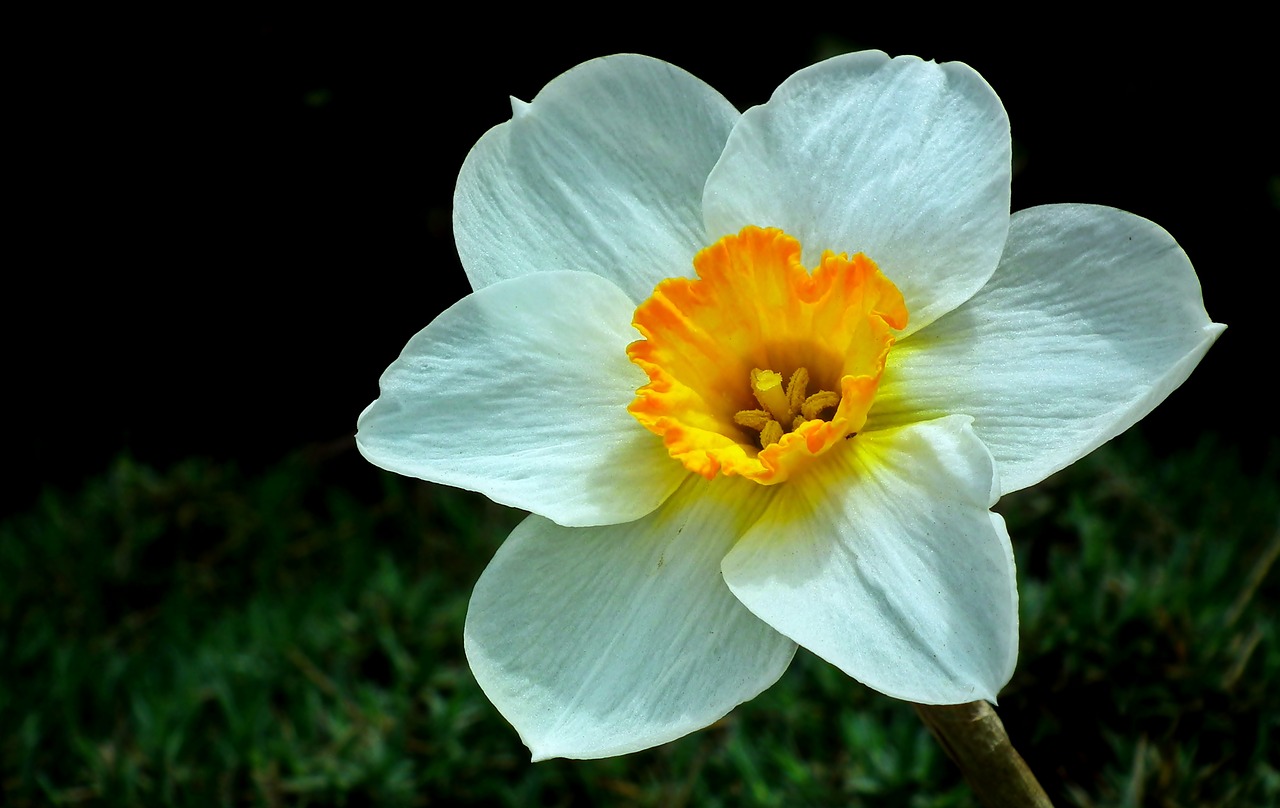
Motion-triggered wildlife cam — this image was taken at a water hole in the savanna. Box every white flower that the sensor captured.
[356,52,1222,760]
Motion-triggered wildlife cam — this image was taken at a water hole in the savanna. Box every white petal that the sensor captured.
[868,204,1224,495]
[465,474,798,760]
[356,271,686,527]
[454,54,740,304]
[703,51,1011,336]
[722,416,1018,704]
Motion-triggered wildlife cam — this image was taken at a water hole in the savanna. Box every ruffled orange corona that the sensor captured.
[628,226,908,484]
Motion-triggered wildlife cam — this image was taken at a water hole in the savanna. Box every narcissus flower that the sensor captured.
[357,52,1222,760]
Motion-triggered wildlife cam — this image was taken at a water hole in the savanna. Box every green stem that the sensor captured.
[914,701,1053,807]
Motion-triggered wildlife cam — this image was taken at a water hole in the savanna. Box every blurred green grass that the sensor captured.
[2,433,1277,806]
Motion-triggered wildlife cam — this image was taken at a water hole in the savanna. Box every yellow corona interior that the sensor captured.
[628,226,908,484]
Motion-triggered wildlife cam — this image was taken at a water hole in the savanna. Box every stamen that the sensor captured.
[786,368,809,415]
[733,409,772,430]
[801,390,840,421]
[759,419,784,448]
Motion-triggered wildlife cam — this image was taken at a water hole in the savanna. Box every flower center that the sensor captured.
[627,225,908,485]
[734,367,840,449]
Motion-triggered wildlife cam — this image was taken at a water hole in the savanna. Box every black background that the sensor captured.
[13,15,1274,517]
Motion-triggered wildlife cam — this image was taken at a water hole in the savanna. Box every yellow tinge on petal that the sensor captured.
[628,226,908,484]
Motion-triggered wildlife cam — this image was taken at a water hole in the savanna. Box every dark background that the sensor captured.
[14,16,1274,517]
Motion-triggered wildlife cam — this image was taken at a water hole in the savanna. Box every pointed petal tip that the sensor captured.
[723,416,1017,715]
[704,48,1012,338]
[464,479,796,762]
[353,271,687,526]
[456,54,739,302]
[871,671,1002,707]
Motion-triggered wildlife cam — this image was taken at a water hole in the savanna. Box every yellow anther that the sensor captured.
[759,419,784,448]
[801,390,840,421]
[786,367,809,414]
[733,409,772,431]
[750,368,792,423]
